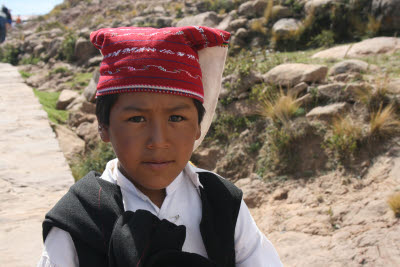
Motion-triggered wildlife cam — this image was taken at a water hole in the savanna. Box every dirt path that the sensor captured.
[0,63,74,267]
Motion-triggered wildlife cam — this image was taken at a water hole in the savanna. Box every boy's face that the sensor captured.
[100,92,201,190]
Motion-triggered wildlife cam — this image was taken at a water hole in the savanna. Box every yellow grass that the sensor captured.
[388,193,400,218]
[263,0,274,24]
[260,90,300,124]
[369,104,400,137]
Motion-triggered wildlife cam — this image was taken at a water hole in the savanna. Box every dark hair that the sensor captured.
[96,94,206,125]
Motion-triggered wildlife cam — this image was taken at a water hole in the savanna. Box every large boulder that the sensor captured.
[263,63,328,87]
[304,0,335,14]
[56,89,80,110]
[54,125,85,161]
[312,37,400,59]
[387,78,400,94]
[76,121,99,145]
[329,59,371,76]
[238,0,269,18]
[306,102,349,121]
[175,11,220,27]
[74,37,99,65]
[271,5,292,20]
[83,70,100,103]
[272,18,303,39]
[372,0,400,32]
[238,1,255,17]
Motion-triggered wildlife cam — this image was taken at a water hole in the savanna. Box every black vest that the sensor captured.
[43,171,242,267]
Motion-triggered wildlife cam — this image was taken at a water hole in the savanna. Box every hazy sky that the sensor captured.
[2,0,64,16]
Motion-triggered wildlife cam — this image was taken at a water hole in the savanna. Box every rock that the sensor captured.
[304,0,335,14]
[66,95,86,111]
[54,125,85,161]
[68,111,96,128]
[235,28,249,40]
[306,102,349,120]
[312,37,400,59]
[271,5,292,20]
[290,82,308,96]
[329,59,370,76]
[272,18,303,39]
[227,18,248,32]
[56,89,80,110]
[238,1,255,17]
[33,44,45,57]
[296,93,313,106]
[216,14,233,31]
[372,0,400,32]
[80,101,96,114]
[87,55,103,67]
[235,176,268,208]
[387,78,400,94]
[263,63,328,87]
[83,70,100,103]
[25,71,48,88]
[192,147,224,170]
[76,121,99,145]
[331,73,363,83]
[74,37,99,65]
[272,188,289,200]
[46,37,63,59]
[253,0,269,17]
[175,11,220,27]
[317,83,346,100]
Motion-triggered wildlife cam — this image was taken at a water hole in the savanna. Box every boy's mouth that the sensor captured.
[142,160,174,170]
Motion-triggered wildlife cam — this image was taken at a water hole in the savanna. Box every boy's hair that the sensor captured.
[96,94,206,126]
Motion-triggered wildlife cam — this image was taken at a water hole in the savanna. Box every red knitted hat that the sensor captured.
[90,26,230,103]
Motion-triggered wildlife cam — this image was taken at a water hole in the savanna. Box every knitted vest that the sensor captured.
[43,171,242,267]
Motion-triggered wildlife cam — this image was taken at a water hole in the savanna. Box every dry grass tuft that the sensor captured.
[355,76,390,112]
[260,90,300,124]
[263,0,274,24]
[369,104,400,138]
[388,193,400,218]
[325,116,362,160]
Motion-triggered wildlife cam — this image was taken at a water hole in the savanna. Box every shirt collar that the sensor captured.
[100,159,203,199]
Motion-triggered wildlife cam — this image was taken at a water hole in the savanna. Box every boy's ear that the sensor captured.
[195,124,201,140]
[98,123,110,142]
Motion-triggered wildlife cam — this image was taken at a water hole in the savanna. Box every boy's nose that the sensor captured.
[146,122,170,149]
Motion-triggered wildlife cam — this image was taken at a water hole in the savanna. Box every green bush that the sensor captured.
[71,142,115,181]
[33,89,68,124]
[58,32,77,62]
[0,45,21,65]
[18,70,33,79]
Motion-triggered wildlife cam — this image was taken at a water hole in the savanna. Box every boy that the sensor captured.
[38,26,282,267]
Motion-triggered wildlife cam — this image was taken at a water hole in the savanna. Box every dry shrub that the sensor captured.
[369,104,400,138]
[260,89,300,124]
[388,193,400,218]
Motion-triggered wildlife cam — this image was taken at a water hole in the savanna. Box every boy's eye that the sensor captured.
[169,115,184,122]
[128,116,145,123]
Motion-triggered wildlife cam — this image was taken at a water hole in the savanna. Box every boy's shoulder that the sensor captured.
[193,166,243,200]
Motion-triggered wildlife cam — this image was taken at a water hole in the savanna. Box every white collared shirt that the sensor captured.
[38,159,282,267]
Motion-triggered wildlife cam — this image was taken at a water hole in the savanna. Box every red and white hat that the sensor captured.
[90,26,230,149]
